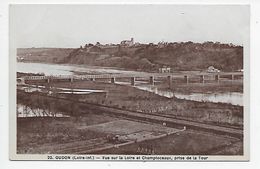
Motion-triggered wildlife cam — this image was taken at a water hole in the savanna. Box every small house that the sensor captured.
[207,66,220,73]
[159,66,171,73]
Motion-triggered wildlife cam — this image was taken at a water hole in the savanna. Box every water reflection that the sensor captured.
[134,85,243,106]
[17,104,70,118]
[135,85,174,98]
[174,92,243,106]
[18,84,106,95]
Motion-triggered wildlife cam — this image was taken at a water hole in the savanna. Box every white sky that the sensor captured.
[10,5,249,48]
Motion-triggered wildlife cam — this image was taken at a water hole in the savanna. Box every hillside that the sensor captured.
[62,42,243,72]
[17,48,74,63]
[17,42,243,72]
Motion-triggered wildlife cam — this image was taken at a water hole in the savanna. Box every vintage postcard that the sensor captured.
[9,4,250,161]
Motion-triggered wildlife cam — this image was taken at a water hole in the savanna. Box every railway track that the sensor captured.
[95,104,243,139]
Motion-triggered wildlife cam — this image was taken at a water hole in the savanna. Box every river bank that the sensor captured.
[157,81,243,94]
[17,80,243,127]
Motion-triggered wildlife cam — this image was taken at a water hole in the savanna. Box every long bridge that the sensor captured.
[17,72,243,87]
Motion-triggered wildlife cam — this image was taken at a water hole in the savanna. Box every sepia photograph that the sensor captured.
[9,4,249,161]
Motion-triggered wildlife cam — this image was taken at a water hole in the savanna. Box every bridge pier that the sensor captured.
[200,75,205,83]
[111,77,116,84]
[70,77,74,82]
[184,75,189,84]
[47,78,50,83]
[149,76,154,85]
[90,78,95,81]
[131,77,135,86]
[215,75,220,82]
[167,76,173,88]
[231,74,235,80]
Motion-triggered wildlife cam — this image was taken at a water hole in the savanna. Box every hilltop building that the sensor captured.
[158,41,168,48]
[121,38,134,46]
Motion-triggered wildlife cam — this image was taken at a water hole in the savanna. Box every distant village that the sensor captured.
[81,38,172,49]
[81,37,240,49]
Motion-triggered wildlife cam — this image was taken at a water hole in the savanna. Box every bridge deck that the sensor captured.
[22,72,243,81]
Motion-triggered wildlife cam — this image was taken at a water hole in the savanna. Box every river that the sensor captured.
[17,62,243,106]
[17,62,147,76]
[134,85,242,106]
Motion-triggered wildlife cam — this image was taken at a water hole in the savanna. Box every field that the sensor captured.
[97,130,242,155]
[79,119,179,136]
[17,113,242,155]
[17,114,181,154]
[17,113,117,154]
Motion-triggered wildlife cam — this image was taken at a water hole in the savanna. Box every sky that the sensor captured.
[10,5,249,48]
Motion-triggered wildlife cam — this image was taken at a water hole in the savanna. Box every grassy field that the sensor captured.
[17,114,242,155]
